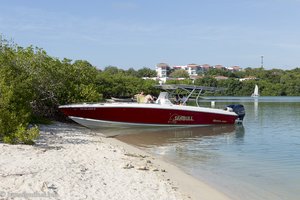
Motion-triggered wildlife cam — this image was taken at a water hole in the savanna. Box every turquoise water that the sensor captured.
[116,97,300,200]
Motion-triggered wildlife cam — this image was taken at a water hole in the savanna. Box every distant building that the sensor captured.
[190,74,203,80]
[142,77,160,81]
[239,76,257,81]
[173,65,187,71]
[200,64,212,72]
[156,62,243,79]
[228,66,242,72]
[214,65,226,70]
[187,64,201,76]
[156,63,170,78]
[214,76,229,80]
[172,64,203,77]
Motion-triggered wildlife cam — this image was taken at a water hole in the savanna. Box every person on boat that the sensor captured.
[179,94,187,105]
[175,95,180,105]
[144,94,154,103]
[135,91,145,103]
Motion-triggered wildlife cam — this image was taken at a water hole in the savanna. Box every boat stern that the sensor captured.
[226,104,245,123]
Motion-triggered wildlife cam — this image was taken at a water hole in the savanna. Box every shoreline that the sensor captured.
[109,137,231,200]
[0,122,230,200]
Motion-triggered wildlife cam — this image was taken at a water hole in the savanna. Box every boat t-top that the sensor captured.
[59,84,245,129]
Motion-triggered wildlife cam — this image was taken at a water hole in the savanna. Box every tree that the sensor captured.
[103,66,123,74]
[205,68,230,77]
[194,76,217,87]
[0,38,103,144]
[0,46,39,144]
[217,79,242,96]
[96,71,158,98]
[166,79,193,85]
[137,67,156,78]
[169,69,189,78]
[125,68,138,77]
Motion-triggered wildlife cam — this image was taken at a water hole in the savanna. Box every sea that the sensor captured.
[116,97,300,200]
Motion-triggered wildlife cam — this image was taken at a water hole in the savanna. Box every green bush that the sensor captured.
[3,125,39,145]
[0,37,104,144]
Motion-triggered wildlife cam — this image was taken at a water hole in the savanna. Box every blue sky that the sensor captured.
[1,0,300,70]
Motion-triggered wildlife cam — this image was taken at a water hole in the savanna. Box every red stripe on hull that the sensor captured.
[60,107,237,125]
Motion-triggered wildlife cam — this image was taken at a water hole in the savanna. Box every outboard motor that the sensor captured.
[226,104,245,122]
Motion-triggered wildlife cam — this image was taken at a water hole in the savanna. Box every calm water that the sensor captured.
[116,97,300,200]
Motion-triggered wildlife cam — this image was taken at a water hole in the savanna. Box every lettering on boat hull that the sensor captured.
[168,114,194,124]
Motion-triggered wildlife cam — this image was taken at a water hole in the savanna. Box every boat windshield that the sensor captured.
[155,92,173,105]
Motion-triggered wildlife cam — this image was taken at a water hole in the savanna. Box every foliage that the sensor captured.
[136,67,156,78]
[164,66,300,96]
[193,67,300,96]
[103,66,124,74]
[0,37,104,144]
[125,68,138,77]
[3,125,39,145]
[0,45,39,144]
[2,34,300,144]
[205,68,230,77]
[194,76,218,87]
[169,69,189,78]
[96,72,158,98]
[166,79,193,85]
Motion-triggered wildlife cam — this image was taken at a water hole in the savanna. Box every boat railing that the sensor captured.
[155,84,226,107]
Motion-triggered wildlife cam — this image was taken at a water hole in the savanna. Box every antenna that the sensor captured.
[261,55,264,68]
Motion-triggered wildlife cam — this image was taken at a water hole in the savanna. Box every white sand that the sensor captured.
[0,122,230,200]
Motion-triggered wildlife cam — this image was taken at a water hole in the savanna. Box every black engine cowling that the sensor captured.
[226,104,245,121]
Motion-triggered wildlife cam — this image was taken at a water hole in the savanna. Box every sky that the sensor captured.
[1,0,300,70]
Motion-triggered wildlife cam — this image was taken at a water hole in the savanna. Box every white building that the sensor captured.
[173,64,201,76]
[156,62,242,78]
[187,64,201,76]
[156,63,170,78]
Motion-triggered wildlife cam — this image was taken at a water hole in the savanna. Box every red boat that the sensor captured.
[59,85,245,129]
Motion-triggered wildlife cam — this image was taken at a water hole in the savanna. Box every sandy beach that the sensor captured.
[0,122,230,200]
